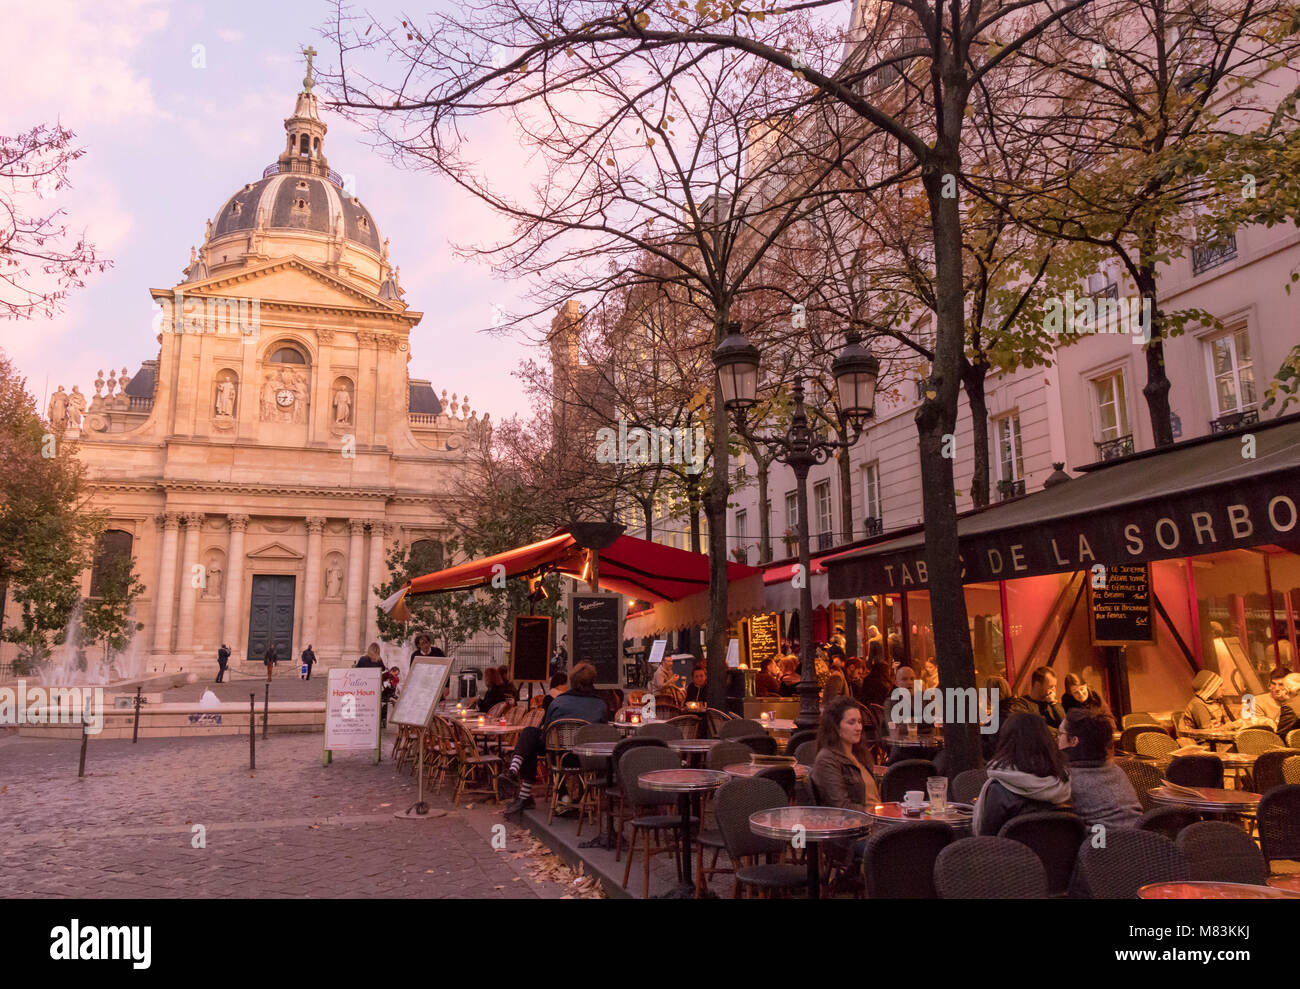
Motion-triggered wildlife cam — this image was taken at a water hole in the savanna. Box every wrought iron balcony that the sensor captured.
[815,531,834,550]
[1210,408,1258,434]
[997,478,1026,501]
[863,516,883,537]
[1192,233,1237,275]
[1095,434,1134,461]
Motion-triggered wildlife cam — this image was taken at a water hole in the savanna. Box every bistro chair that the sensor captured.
[607,737,670,862]
[1165,754,1223,789]
[520,706,545,729]
[754,766,797,803]
[1135,732,1178,761]
[1073,828,1189,899]
[1137,806,1200,842]
[794,741,818,766]
[714,778,808,898]
[655,703,683,720]
[999,812,1087,898]
[1115,758,1164,812]
[656,687,686,708]
[666,714,700,739]
[449,718,502,807]
[543,718,589,824]
[734,734,779,756]
[619,746,693,898]
[1251,749,1298,794]
[935,837,1049,899]
[486,700,513,720]
[572,723,621,835]
[1287,729,1300,749]
[1118,726,1167,756]
[705,708,735,737]
[1285,755,1300,785]
[1176,821,1268,886]
[706,741,752,771]
[636,722,683,741]
[1235,727,1285,755]
[785,729,817,758]
[881,759,938,802]
[719,718,768,740]
[1122,713,1162,730]
[1258,784,1300,874]
[951,768,988,805]
[863,821,954,898]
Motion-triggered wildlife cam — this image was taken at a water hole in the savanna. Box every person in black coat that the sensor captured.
[216,644,230,683]
[1061,673,1105,714]
[684,664,709,705]
[973,713,1071,836]
[263,643,278,683]
[300,644,317,680]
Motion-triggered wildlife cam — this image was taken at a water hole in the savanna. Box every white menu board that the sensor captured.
[323,667,382,764]
[392,661,451,728]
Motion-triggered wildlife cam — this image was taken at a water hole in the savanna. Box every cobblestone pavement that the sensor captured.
[0,731,571,898]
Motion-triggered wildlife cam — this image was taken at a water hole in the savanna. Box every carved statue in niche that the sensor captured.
[202,551,225,599]
[214,371,238,419]
[332,380,353,425]
[324,559,344,599]
[259,366,309,424]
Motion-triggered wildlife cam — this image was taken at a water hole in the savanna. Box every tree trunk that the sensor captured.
[757,459,772,564]
[705,317,731,712]
[921,156,981,775]
[1137,247,1173,446]
[963,360,991,509]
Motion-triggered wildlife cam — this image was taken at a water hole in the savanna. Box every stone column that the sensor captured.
[152,513,182,653]
[343,518,367,656]
[366,521,390,648]
[302,516,326,654]
[222,515,249,660]
[175,512,205,655]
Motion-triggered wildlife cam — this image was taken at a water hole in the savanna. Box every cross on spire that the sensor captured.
[301,45,318,92]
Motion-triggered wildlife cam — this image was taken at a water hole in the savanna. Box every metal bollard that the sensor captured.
[132,686,142,744]
[249,693,256,770]
[78,718,89,778]
[263,683,270,739]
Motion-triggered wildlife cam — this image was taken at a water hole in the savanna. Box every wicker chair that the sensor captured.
[719,718,768,739]
[754,766,797,802]
[1166,754,1223,789]
[881,759,938,802]
[794,741,818,766]
[1176,821,1268,885]
[655,703,684,720]
[608,737,669,861]
[734,734,779,756]
[1074,828,1190,898]
[572,723,621,835]
[449,718,501,806]
[714,778,808,898]
[706,741,750,771]
[1258,784,1300,874]
[1287,729,1300,749]
[1122,713,1162,730]
[1137,806,1200,842]
[863,821,954,898]
[785,729,817,758]
[935,836,1049,898]
[1285,755,1300,785]
[1235,727,1285,755]
[951,768,988,805]
[619,746,693,897]
[1251,749,1298,793]
[656,687,686,708]
[999,812,1087,897]
[704,708,735,737]
[1115,758,1164,812]
[486,700,513,720]
[1118,726,1167,756]
[1135,731,1178,760]
[637,722,683,741]
[520,706,545,729]
[666,714,700,739]
[543,718,590,824]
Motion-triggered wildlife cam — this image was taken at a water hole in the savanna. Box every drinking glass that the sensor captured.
[926,776,948,814]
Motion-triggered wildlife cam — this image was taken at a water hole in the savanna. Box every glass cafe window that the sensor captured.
[1206,325,1256,417]
[1093,372,1130,442]
[785,491,798,530]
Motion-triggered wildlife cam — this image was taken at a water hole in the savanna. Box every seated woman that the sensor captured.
[1061,672,1105,714]
[477,666,514,713]
[811,697,881,810]
[972,712,1071,836]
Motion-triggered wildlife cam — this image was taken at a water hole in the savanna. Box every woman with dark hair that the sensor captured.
[981,675,1015,759]
[811,697,881,810]
[972,712,1071,836]
[477,666,513,712]
[860,661,893,708]
[1061,672,1105,713]
[497,665,518,701]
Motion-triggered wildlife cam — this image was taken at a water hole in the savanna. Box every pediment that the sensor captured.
[155,257,404,314]
[245,541,305,561]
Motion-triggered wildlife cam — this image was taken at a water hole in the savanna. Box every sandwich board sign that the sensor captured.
[392,660,452,730]
[323,667,382,765]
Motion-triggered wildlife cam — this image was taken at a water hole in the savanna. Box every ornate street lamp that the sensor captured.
[714,320,879,729]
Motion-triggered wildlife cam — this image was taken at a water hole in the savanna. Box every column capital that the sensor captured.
[305,516,327,534]
[156,512,182,530]
[368,520,392,537]
[348,518,368,535]
[316,327,335,344]
[182,511,206,528]
[356,330,379,347]
[228,514,250,532]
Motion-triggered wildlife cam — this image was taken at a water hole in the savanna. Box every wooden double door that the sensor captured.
[248,574,296,662]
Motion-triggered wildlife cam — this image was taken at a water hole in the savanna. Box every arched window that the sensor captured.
[299,134,310,156]
[410,539,444,573]
[89,530,134,598]
[270,346,307,365]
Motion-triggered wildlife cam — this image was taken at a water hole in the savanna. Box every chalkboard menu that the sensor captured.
[571,592,623,687]
[511,615,552,683]
[1089,564,1156,646]
[747,613,780,667]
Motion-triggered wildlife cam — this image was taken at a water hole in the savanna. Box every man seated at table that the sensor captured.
[755,657,782,696]
[502,663,609,816]
[1020,666,1065,731]
[684,663,709,705]
[652,656,681,693]
[1057,707,1141,829]
[1186,669,1233,730]
[1268,670,1300,738]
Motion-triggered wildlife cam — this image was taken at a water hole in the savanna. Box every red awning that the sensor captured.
[762,553,836,585]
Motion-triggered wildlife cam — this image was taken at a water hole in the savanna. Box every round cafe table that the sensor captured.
[666,738,721,766]
[882,727,944,748]
[1148,785,1260,823]
[1178,727,1239,751]
[1267,874,1300,893]
[724,762,810,781]
[865,802,974,833]
[571,741,619,850]
[1138,881,1300,899]
[748,806,872,899]
[639,769,729,898]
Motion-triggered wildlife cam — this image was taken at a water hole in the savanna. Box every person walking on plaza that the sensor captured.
[263,642,278,682]
[301,643,317,680]
[216,643,230,683]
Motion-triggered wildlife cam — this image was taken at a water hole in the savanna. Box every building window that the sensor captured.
[814,480,833,549]
[785,491,798,531]
[995,414,1025,499]
[1206,326,1256,419]
[861,461,882,535]
[409,539,444,572]
[270,346,307,365]
[1092,372,1133,459]
[735,510,748,564]
[89,530,134,598]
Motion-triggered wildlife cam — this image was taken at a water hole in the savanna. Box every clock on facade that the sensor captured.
[276,389,295,408]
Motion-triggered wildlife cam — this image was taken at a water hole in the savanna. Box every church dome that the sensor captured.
[212,170,382,252]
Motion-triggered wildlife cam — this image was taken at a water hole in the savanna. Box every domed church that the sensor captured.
[23,59,490,673]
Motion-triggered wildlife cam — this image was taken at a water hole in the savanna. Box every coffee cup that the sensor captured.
[902,790,925,811]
